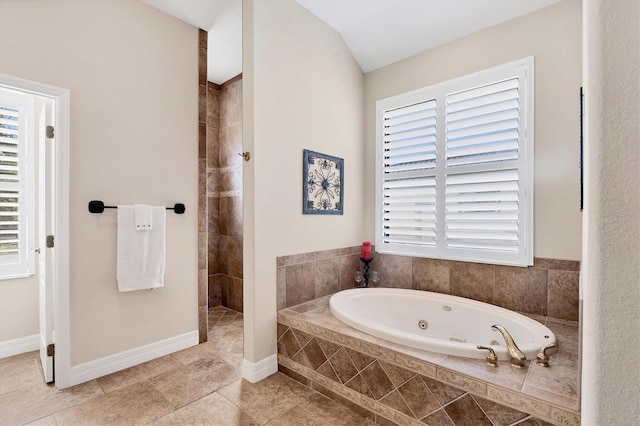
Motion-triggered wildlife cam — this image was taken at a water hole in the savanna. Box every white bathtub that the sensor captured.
[329,288,556,361]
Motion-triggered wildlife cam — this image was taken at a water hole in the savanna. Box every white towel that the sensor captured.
[117,205,166,292]
[134,204,153,231]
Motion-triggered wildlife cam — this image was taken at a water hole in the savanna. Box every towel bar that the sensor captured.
[88,200,185,214]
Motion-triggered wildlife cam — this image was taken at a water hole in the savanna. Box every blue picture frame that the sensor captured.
[303,149,344,215]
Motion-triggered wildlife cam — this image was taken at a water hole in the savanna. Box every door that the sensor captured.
[38,98,55,383]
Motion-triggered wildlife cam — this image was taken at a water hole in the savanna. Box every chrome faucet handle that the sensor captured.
[477,345,498,367]
[536,343,557,367]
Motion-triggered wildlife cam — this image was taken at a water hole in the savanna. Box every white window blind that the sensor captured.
[0,88,35,279]
[376,58,533,266]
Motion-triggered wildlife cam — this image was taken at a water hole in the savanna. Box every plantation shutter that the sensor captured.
[444,78,521,252]
[0,87,34,279]
[0,103,21,257]
[376,58,532,266]
[381,99,438,247]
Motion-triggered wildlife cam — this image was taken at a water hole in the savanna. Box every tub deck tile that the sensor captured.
[278,296,580,426]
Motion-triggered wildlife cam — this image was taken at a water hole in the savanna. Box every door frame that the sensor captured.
[0,73,70,388]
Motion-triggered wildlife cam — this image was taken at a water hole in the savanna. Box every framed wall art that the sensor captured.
[303,149,344,215]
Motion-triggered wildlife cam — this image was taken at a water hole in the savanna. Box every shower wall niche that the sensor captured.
[206,74,243,312]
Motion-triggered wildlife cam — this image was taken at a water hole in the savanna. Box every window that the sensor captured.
[0,88,35,279]
[375,58,533,266]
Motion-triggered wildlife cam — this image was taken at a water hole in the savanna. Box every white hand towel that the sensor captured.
[134,204,153,231]
[117,205,166,292]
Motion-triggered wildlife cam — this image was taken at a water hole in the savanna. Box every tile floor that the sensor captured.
[0,306,375,426]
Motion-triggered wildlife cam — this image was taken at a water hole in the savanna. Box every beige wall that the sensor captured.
[0,0,199,364]
[0,277,38,342]
[243,0,365,362]
[364,0,583,261]
[581,0,640,422]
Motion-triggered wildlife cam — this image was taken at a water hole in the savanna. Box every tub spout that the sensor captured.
[491,324,527,368]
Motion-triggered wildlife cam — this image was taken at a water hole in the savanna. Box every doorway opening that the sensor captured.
[0,74,70,388]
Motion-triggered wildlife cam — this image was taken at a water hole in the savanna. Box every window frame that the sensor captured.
[0,88,36,280]
[375,57,534,267]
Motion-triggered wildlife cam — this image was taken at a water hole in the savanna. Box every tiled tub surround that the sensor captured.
[277,247,580,321]
[277,297,580,426]
[206,74,243,312]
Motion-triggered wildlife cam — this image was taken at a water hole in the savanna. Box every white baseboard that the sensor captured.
[69,330,198,387]
[0,334,39,359]
[241,354,278,383]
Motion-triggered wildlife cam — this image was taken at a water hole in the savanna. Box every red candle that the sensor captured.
[362,241,372,260]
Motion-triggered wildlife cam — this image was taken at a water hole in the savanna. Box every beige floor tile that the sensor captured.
[24,414,58,425]
[169,341,220,365]
[0,380,104,425]
[299,392,376,425]
[0,351,43,395]
[218,373,314,425]
[96,355,180,393]
[153,391,258,426]
[54,381,174,426]
[266,405,326,426]
[150,356,241,409]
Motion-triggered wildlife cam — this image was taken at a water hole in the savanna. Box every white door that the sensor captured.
[38,98,55,383]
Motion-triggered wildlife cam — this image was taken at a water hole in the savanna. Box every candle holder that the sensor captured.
[360,257,373,287]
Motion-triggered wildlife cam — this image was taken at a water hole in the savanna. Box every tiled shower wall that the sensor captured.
[206,75,243,312]
[197,29,208,343]
[276,247,580,321]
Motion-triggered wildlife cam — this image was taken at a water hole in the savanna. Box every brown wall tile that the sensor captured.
[328,348,359,384]
[421,409,455,425]
[494,266,548,315]
[219,236,243,279]
[277,267,286,310]
[220,78,243,128]
[198,48,206,85]
[472,395,529,426]
[198,194,207,233]
[397,376,439,419]
[412,258,450,293]
[379,390,413,418]
[286,262,316,307]
[360,361,395,400]
[339,254,361,290]
[198,306,207,343]
[207,235,219,275]
[450,262,494,304]
[198,84,207,124]
[219,123,243,168]
[220,167,242,192]
[444,394,492,426]
[533,258,580,272]
[229,277,243,312]
[208,275,221,307]
[547,270,579,321]
[198,269,207,307]
[219,275,231,307]
[220,196,243,237]
[208,196,220,236]
[206,83,220,128]
[198,122,206,159]
[206,128,219,168]
[198,29,207,50]
[276,246,579,323]
[316,257,341,297]
[374,254,412,289]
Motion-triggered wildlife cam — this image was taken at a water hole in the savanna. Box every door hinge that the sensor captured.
[46,235,54,248]
[47,343,55,357]
[46,125,54,139]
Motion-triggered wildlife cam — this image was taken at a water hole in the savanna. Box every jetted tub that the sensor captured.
[329,288,556,361]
